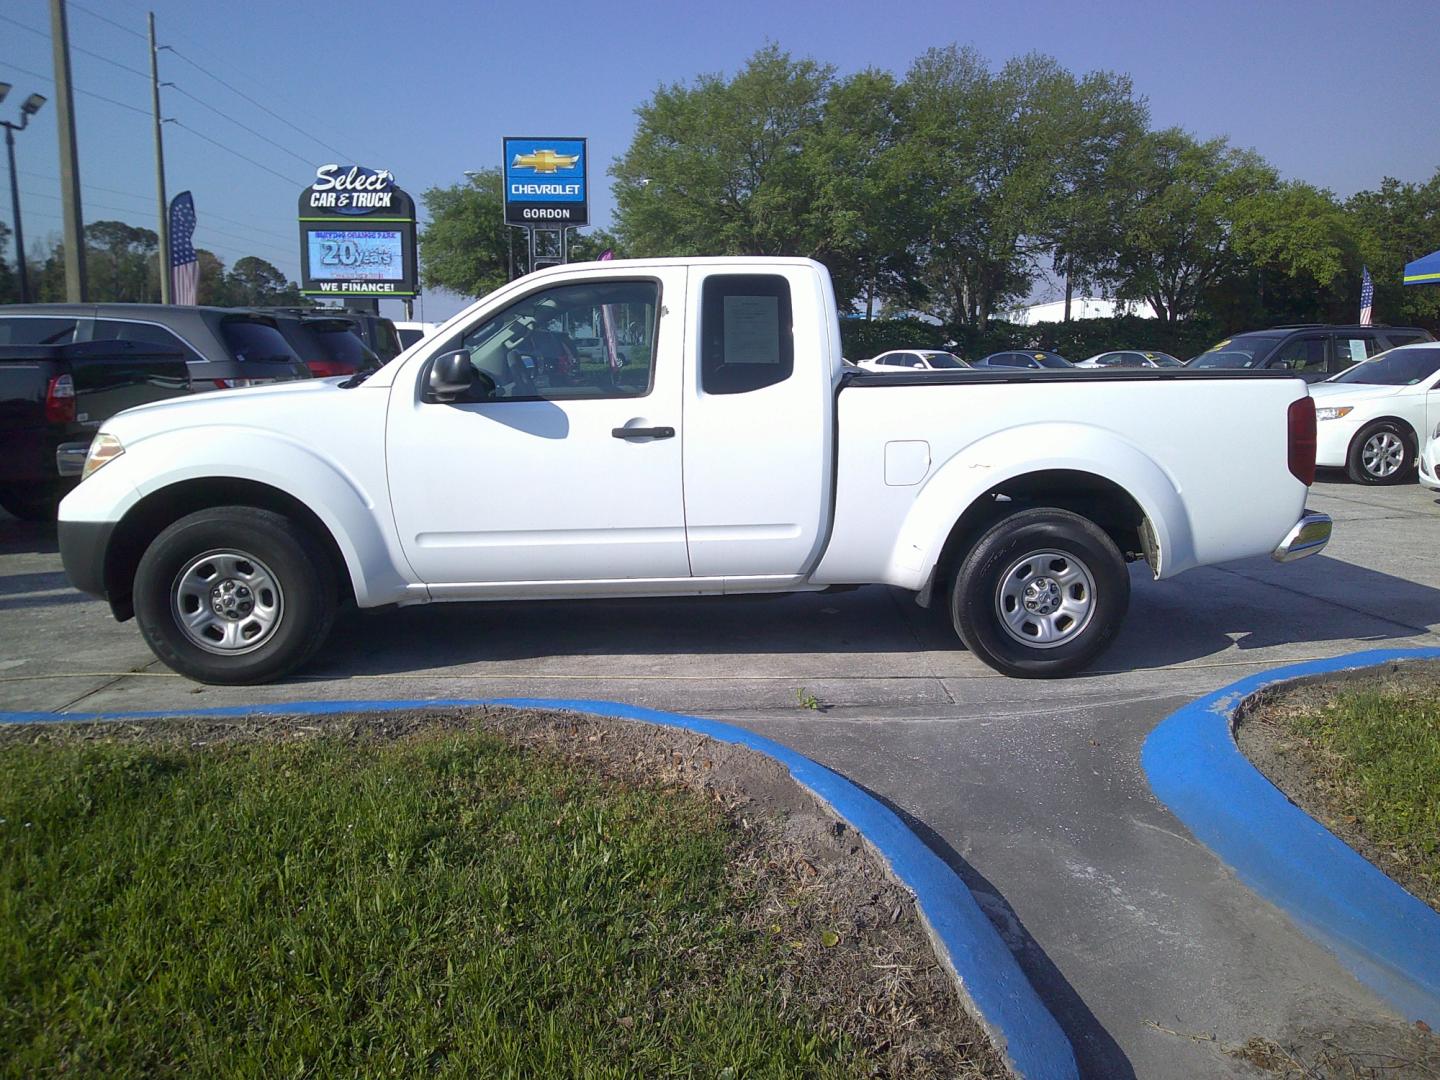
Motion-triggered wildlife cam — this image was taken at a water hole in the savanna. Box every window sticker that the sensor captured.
[723,295,780,365]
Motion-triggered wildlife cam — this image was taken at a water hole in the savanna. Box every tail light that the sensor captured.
[305,360,352,377]
[1288,396,1316,486]
[45,374,76,423]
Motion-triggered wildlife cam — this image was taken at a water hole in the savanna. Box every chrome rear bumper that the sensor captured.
[1272,512,1332,563]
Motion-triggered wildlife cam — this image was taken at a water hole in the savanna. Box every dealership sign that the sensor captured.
[298,165,417,298]
[503,137,588,226]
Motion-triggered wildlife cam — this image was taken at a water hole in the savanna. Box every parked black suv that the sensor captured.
[267,312,382,377]
[0,338,190,519]
[256,307,402,364]
[0,305,312,389]
[1187,324,1433,382]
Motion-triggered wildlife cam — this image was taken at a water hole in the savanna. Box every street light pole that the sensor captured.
[0,84,46,303]
[4,123,28,303]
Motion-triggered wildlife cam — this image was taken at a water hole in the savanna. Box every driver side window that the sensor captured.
[448,279,659,401]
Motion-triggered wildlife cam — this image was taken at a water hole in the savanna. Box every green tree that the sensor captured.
[84,220,160,302]
[0,222,16,304]
[1346,171,1440,329]
[611,45,833,259]
[416,169,512,298]
[1109,129,1278,322]
[568,228,624,263]
[225,256,302,306]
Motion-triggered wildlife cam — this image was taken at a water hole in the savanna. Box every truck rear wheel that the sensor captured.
[133,507,336,685]
[951,508,1129,678]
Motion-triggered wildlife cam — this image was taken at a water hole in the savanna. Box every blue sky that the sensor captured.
[4,0,1439,321]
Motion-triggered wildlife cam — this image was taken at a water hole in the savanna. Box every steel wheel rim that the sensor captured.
[171,549,284,655]
[1362,432,1404,478]
[994,549,1096,650]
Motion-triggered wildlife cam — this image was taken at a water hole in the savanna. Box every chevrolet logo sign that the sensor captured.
[512,150,580,174]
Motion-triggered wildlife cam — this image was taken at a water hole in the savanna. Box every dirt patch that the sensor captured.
[1234,658,1440,913]
[0,706,1011,1079]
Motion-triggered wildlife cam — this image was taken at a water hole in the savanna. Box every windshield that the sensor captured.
[1189,334,1278,369]
[1329,346,1440,386]
[1145,352,1183,367]
[921,351,966,369]
[1033,352,1071,369]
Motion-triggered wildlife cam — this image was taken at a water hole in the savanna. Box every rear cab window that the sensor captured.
[700,275,794,395]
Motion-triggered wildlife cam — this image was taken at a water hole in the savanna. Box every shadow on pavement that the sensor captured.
[308,556,1440,679]
[855,782,1135,1080]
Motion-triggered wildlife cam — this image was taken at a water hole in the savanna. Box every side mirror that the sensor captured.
[427,350,488,402]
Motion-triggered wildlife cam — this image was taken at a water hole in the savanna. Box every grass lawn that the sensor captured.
[1261,684,1440,908]
[0,728,872,1078]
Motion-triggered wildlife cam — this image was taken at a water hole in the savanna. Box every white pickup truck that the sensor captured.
[58,257,1332,685]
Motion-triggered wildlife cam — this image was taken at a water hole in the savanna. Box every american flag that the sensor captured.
[1359,265,1373,326]
[169,191,199,305]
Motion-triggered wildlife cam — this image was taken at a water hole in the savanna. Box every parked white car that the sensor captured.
[58,257,1329,685]
[1076,351,1183,370]
[1308,343,1440,484]
[393,320,438,351]
[858,349,969,372]
[1420,423,1440,491]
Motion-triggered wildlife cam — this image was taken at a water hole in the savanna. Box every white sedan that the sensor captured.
[1309,343,1440,484]
[858,349,969,373]
[1421,424,1440,491]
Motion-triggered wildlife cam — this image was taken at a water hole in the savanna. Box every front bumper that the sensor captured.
[58,519,116,600]
[1272,512,1332,563]
[1420,442,1439,491]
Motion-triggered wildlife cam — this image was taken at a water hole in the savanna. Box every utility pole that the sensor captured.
[149,11,170,303]
[49,0,87,300]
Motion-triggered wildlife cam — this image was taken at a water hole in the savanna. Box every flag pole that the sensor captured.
[149,11,171,304]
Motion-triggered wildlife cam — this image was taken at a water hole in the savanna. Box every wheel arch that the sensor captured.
[895,425,1194,603]
[1349,415,1420,453]
[103,478,356,621]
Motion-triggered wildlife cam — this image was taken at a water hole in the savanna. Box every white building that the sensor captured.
[1007,297,1157,326]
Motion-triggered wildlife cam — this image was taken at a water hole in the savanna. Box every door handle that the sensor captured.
[611,425,675,440]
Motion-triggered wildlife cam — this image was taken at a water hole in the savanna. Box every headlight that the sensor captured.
[1314,406,1353,421]
[81,433,125,481]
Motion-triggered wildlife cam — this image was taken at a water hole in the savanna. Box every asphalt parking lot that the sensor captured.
[3,473,1438,1079]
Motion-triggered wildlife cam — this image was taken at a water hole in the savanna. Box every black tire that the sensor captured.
[951,507,1129,678]
[0,485,62,522]
[1346,420,1414,485]
[133,507,336,685]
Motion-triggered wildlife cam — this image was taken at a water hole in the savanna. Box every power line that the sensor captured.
[0,57,151,118]
[68,1,148,42]
[20,167,299,247]
[170,120,299,187]
[168,84,314,168]
[163,47,352,163]
[1,12,149,80]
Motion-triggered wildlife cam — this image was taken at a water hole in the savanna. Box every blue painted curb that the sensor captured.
[1142,648,1440,1027]
[0,696,1078,1080]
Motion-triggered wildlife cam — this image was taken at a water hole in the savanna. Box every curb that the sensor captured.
[1142,648,1440,1027]
[0,696,1079,1080]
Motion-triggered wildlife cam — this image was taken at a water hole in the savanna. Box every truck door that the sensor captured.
[682,267,833,580]
[386,270,690,585]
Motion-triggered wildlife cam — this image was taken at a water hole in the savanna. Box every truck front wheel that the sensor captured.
[133,508,337,685]
[951,508,1129,678]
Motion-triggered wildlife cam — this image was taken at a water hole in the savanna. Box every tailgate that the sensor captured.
[61,339,192,428]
